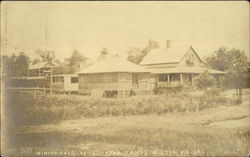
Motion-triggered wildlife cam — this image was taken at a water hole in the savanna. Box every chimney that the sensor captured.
[166,40,171,49]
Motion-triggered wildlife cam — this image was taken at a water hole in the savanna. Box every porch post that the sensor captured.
[191,74,193,85]
[167,74,170,87]
[180,73,183,84]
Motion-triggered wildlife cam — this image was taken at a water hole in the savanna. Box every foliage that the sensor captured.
[193,71,217,90]
[127,40,159,64]
[97,48,109,61]
[4,90,231,125]
[205,47,249,103]
[1,52,30,77]
[206,47,248,88]
[65,50,89,73]
[35,49,56,64]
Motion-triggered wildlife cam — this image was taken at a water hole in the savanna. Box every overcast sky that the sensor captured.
[1,1,249,61]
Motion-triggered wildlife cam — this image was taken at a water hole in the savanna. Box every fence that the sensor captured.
[5,87,74,97]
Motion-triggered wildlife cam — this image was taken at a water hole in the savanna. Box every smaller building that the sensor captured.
[78,56,152,98]
[28,62,54,77]
[52,74,79,93]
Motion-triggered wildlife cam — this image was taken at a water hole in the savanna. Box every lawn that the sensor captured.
[2,88,250,156]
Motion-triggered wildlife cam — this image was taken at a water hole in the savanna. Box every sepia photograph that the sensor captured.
[1,1,250,157]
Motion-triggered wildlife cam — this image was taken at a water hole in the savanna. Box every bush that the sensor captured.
[3,90,232,125]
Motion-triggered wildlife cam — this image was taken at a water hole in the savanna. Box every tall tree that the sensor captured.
[66,50,88,73]
[206,47,248,103]
[127,39,159,64]
[1,55,11,76]
[3,52,30,77]
[97,48,109,61]
[35,49,55,64]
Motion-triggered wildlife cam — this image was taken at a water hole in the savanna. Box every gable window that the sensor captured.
[71,77,78,83]
[186,54,194,65]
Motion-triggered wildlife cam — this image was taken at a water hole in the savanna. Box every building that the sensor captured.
[28,62,55,77]
[78,56,152,98]
[140,40,225,88]
[52,74,79,93]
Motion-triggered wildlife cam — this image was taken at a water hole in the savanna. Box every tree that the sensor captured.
[97,48,109,61]
[193,71,217,112]
[66,50,88,73]
[35,49,55,64]
[14,52,30,76]
[53,59,66,75]
[194,71,216,90]
[2,53,30,77]
[127,39,159,64]
[206,47,248,103]
[32,58,42,65]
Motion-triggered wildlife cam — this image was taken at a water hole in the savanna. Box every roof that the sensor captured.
[29,62,48,70]
[78,56,149,74]
[140,46,201,65]
[151,66,225,74]
[29,62,57,70]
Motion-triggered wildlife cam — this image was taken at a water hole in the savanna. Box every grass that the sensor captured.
[10,115,250,156]
[2,88,250,156]
[3,89,232,125]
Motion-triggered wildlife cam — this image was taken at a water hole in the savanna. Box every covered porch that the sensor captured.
[152,66,225,88]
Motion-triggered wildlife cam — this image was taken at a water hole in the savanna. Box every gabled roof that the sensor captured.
[140,46,202,65]
[78,56,149,74]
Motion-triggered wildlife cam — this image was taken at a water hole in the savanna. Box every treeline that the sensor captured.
[2,49,94,77]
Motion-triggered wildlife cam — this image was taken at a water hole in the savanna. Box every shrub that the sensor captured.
[3,90,233,125]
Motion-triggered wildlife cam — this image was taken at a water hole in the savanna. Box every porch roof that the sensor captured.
[151,66,225,74]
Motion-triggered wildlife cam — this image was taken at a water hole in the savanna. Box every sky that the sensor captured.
[1,1,249,61]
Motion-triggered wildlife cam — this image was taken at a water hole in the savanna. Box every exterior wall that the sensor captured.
[52,76,64,91]
[79,72,152,97]
[52,75,79,92]
[64,76,79,91]
[79,73,119,94]
[178,48,203,67]
[141,63,178,69]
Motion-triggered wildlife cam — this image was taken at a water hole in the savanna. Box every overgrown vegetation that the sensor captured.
[4,90,232,125]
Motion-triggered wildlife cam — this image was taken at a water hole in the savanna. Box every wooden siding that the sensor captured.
[79,72,152,96]
[179,48,203,67]
[64,76,79,91]
[52,75,79,92]
[141,63,178,69]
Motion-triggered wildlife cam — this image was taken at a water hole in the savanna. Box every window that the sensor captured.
[71,77,78,83]
[103,74,113,82]
[186,54,194,65]
[53,77,64,83]
[119,73,131,80]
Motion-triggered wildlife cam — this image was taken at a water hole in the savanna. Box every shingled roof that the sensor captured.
[140,46,202,65]
[78,56,149,74]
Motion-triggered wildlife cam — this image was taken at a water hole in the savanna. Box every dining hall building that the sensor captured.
[78,56,153,98]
